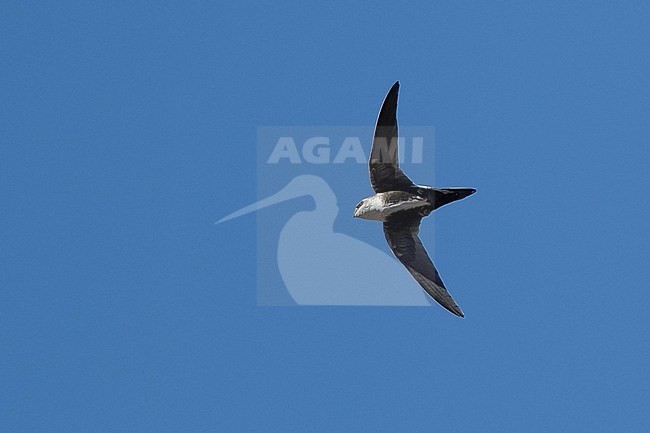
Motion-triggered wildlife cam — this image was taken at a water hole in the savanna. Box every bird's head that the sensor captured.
[353,197,375,220]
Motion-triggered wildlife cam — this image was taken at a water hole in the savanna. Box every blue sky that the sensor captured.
[2,1,649,432]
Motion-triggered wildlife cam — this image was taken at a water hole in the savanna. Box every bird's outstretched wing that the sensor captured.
[369,81,415,193]
[383,210,464,317]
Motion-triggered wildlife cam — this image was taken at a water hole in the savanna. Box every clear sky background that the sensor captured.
[2,1,650,432]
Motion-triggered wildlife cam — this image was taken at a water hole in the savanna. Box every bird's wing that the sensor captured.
[369,81,415,193]
[383,211,464,317]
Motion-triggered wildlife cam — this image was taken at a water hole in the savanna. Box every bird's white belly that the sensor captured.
[359,193,426,222]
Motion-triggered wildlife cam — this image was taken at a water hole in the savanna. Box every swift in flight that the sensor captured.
[354,82,476,317]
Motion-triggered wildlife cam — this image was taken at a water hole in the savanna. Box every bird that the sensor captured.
[353,81,476,317]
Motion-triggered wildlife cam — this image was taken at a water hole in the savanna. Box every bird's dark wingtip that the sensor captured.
[382,81,400,105]
[385,81,399,96]
[449,306,465,318]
